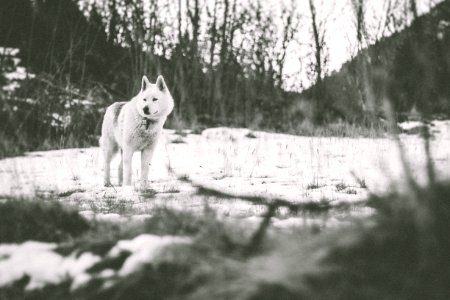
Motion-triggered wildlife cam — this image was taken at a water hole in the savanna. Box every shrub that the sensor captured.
[0,198,90,243]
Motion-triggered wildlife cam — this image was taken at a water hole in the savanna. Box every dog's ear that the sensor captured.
[141,75,150,91]
[156,75,167,92]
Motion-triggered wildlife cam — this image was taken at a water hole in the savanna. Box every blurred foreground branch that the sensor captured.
[176,174,367,255]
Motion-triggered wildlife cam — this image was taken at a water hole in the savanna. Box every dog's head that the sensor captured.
[135,75,174,119]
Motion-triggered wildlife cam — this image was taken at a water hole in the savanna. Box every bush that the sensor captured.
[280,182,450,300]
[0,75,112,157]
[0,198,90,243]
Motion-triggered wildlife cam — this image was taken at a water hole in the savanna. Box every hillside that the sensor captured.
[299,0,450,121]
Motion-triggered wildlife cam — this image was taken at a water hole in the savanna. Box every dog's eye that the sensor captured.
[152,98,158,102]
[143,98,147,102]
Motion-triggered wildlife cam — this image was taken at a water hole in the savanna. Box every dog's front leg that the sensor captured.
[140,145,156,188]
[122,147,134,186]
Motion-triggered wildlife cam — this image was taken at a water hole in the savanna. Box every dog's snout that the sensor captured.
[143,106,150,115]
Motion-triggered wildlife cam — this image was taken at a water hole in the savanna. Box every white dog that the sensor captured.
[100,75,174,187]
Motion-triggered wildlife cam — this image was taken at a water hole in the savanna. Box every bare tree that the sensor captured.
[178,0,183,44]
[78,0,304,128]
[187,0,201,57]
[215,0,230,121]
[307,0,330,124]
[276,0,299,89]
[219,0,230,64]
[352,0,367,50]
[408,0,436,182]
[376,0,408,39]
[107,0,118,45]
[350,0,375,115]
[409,0,419,19]
[206,0,219,119]
[309,0,323,84]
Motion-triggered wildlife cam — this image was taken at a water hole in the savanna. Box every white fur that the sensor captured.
[100,75,174,187]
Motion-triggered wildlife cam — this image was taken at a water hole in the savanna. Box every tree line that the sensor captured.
[0,0,449,155]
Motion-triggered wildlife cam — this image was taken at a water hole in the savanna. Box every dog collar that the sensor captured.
[142,118,157,129]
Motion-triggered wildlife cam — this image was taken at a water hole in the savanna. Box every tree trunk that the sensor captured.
[309,0,325,124]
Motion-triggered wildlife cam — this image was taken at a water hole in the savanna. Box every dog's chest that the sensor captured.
[126,120,160,149]
[115,103,163,150]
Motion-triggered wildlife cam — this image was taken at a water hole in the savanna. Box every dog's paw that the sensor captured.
[104,181,113,187]
[139,189,157,198]
[135,180,157,197]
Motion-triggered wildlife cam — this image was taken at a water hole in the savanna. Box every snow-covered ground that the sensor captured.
[1,121,450,225]
[0,123,448,295]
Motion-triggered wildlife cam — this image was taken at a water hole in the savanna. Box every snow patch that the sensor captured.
[0,235,190,291]
[398,121,423,131]
[0,47,35,92]
[0,241,100,290]
[0,47,19,56]
[108,234,191,276]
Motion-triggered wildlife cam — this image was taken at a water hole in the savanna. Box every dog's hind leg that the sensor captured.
[118,149,123,186]
[102,141,117,186]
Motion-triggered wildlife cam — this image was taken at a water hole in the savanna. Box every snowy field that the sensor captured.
[1,121,450,227]
[0,121,450,293]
